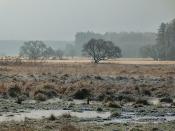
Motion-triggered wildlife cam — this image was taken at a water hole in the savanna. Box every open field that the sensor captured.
[2,57,175,64]
[0,60,175,130]
[42,58,175,65]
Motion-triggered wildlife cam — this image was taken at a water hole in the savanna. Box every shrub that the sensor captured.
[142,90,152,96]
[94,76,103,80]
[106,102,121,108]
[60,124,80,131]
[16,96,26,104]
[103,96,113,103]
[34,84,58,99]
[160,97,173,103]
[135,99,149,105]
[152,127,159,131]
[129,127,144,131]
[110,111,120,118]
[48,114,57,121]
[116,94,135,102]
[73,89,90,99]
[96,94,105,101]
[34,93,47,101]
[62,113,71,118]
[96,107,103,112]
[8,85,21,97]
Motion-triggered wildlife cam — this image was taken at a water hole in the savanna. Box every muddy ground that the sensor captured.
[0,62,175,130]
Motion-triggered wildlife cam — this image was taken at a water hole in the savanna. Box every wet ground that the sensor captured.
[0,63,175,130]
[0,97,175,124]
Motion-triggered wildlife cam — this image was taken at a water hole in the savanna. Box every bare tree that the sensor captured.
[140,45,159,60]
[55,49,64,60]
[20,41,47,60]
[65,44,76,58]
[83,39,121,63]
[43,46,55,59]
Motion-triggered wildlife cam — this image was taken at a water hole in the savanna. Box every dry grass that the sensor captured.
[0,83,7,93]
[0,59,175,98]
[1,60,175,76]
[60,124,80,131]
[0,127,33,131]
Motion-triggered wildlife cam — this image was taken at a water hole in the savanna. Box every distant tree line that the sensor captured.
[19,39,122,64]
[19,41,64,60]
[140,19,175,60]
[75,31,156,57]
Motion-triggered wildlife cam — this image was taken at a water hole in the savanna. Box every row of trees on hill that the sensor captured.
[140,19,175,60]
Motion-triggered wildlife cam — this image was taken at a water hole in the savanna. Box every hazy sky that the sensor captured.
[0,0,174,40]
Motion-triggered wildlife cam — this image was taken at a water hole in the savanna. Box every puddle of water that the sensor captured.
[22,100,37,104]
[0,110,111,122]
[0,110,175,124]
[23,98,101,105]
[42,98,62,104]
[71,99,101,105]
[148,98,160,105]
[106,112,175,124]
[148,98,174,107]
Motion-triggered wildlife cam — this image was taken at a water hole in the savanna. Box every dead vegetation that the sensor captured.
[0,61,175,102]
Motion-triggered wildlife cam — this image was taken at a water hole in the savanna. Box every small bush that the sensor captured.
[60,124,80,131]
[135,99,149,105]
[110,111,120,118]
[116,94,135,102]
[152,127,159,131]
[8,85,21,97]
[48,114,56,121]
[73,89,90,99]
[16,96,26,104]
[106,102,121,108]
[129,127,144,131]
[96,94,105,101]
[160,97,173,103]
[62,113,71,118]
[142,90,152,96]
[103,96,113,103]
[34,84,58,99]
[96,107,103,112]
[94,76,103,80]
[34,93,47,101]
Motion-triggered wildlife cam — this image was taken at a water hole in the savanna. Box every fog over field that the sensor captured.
[1,1,175,131]
[0,0,174,56]
[0,0,174,57]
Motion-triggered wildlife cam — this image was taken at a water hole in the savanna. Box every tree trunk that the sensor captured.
[94,60,99,64]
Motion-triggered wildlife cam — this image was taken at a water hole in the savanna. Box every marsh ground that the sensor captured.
[0,59,175,131]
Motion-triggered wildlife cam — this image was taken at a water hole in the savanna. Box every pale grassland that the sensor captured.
[2,59,175,76]
[21,58,175,65]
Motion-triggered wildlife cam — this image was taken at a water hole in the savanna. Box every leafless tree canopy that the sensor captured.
[20,41,64,60]
[83,39,121,63]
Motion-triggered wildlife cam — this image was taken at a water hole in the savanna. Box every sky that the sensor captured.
[0,0,174,41]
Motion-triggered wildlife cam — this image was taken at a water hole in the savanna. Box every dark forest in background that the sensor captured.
[1,18,175,60]
[141,19,175,60]
[75,32,156,58]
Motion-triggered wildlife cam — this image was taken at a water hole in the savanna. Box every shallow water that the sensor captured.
[107,112,175,124]
[0,110,111,122]
[148,98,160,105]
[1,97,175,123]
[0,109,175,124]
